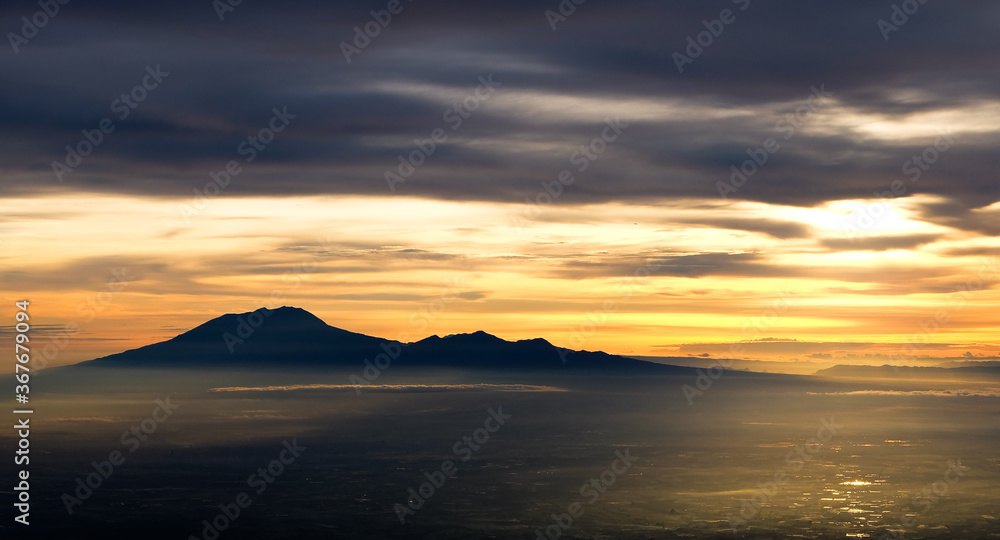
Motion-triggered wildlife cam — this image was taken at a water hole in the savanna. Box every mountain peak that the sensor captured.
[440,330,507,345]
[170,306,330,341]
[259,306,329,325]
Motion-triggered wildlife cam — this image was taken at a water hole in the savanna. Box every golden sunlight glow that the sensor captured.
[2,194,997,368]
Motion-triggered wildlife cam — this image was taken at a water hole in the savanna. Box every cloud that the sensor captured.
[666,217,812,239]
[808,389,1000,398]
[819,234,941,251]
[0,0,996,226]
[208,383,566,393]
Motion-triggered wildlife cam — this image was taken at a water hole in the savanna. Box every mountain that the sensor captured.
[76,306,687,373]
[815,364,1000,379]
[86,306,387,367]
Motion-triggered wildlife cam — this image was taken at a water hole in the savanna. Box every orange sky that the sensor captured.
[2,193,997,370]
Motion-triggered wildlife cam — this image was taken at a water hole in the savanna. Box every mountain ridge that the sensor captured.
[74,306,690,373]
[815,363,1000,378]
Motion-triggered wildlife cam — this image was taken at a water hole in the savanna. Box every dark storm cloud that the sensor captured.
[915,198,1000,236]
[1,0,998,229]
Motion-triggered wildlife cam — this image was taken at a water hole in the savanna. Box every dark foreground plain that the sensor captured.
[2,366,999,539]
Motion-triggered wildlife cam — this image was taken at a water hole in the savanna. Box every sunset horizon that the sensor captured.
[3,1,999,538]
[5,191,998,371]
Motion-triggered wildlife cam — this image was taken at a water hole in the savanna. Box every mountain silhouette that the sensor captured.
[78,306,686,372]
[815,364,1000,379]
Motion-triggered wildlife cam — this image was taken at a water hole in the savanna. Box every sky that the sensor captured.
[1,0,998,369]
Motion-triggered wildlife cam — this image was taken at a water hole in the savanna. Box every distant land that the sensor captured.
[815,364,1000,380]
[628,355,832,375]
